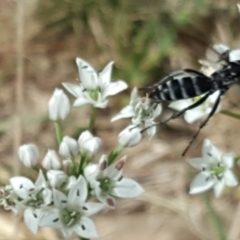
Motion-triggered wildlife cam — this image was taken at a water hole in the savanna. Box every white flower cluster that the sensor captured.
[112,88,162,147]
[0,58,144,239]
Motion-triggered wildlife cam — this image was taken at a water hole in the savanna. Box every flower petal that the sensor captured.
[94,100,109,109]
[111,106,135,122]
[202,139,221,164]
[39,208,61,228]
[224,169,238,187]
[213,179,225,198]
[74,217,99,239]
[222,153,235,169]
[73,97,92,107]
[62,83,83,98]
[10,176,34,199]
[68,175,88,207]
[76,58,99,89]
[112,178,144,198]
[187,158,209,170]
[103,81,128,97]
[189,172,215,195]
[169,99,193,111]
[35,170,48,189]
[24,208,41,234]
[82,202,105,217]
[104,157,126,180]
[99,61,114,87]
[62,227,74,239]
[53,189,67,209]
[184,108,205,124]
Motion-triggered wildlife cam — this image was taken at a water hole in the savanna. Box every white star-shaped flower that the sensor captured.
[84,155,144,208]
[10,170,52,234]
[169,91,221,124]
[40,175,104,239]
[111,88,162,137]
[63,58,128,109]
[188,139,238,198]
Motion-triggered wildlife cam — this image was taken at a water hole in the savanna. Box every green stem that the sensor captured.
[203,194,225,240]
[88,107,97,132]
[220,110,240,121]
[70,156,77,176]
[108,145,124,165]
[54,121,63,145]
[78,155,86,175]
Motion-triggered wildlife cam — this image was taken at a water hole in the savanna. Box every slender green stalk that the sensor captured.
[54,121,63,145]
[80,237,89,240]
[203,194,225,240]
[78,155,86,175]
[88,107,98,132]
[220,110,240,121]
[70,156,77,176]
[108,145,124,165]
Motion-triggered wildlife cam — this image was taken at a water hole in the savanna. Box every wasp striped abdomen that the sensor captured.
[149,72,213,101]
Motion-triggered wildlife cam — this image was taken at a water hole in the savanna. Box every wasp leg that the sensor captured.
[182,90,223,156]
[140,93,211,134]
[161,92,211,124]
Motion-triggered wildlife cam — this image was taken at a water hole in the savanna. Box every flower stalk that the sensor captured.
[88,107,97,132]
[203,194,226,240]
[54,121,63,145]
[220,110,240,121]
[108,145,124,165]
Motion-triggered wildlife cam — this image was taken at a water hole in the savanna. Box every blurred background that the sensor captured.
[1,0,240,239]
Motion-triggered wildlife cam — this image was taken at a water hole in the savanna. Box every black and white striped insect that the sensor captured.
[142,44,240,155]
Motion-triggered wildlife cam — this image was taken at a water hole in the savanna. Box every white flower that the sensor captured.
[40,176,104,239]
[118,125,142,147]
[48,89,70,121]
[10,170,52,234]
[18,144,39,168]
[42,149,61,170]
[78,131,102,157]
[59,136,79,158]
[188,139,238,198]
[63,58,128,109]
[111,88,162,137]
[47,170,67,188]
[84,155,144,208]
[169,91,221,124]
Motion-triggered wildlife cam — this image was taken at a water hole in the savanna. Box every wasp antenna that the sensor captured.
[182,128,201,156]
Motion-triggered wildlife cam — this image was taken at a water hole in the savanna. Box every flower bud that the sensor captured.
[59,136,79,157]
[78,130,93,145]
[48,88,70,121]
[18,144,39,168]
[118,125,142,147]
[47,170,67,188]
[42,149,61,170]
[78,131,102,157]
